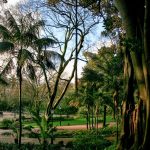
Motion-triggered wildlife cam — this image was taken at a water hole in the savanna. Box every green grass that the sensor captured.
[53,118,87,126]
[22,117,87,128]
[0,115,116,129]
[54,116,115,126]
[106,116,115,123]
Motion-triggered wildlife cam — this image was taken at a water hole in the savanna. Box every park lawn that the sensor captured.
[22,115,115,128]
[22,117,87,128]
[54,116,114,126]
[0,115,115,129]
[53,117,87,126]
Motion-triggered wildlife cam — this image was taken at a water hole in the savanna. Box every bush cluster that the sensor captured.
[0,143,61,150]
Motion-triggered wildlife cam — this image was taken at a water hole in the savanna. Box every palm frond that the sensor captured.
[20,13,34,27]
[0,42,14,53]
[17,49,34,66]
[34,38,56,49]
[26,63,36,81]
[22,32,38,46]
[44,59,55,69]
[44,50,62,60]
[43,50,63,69]
[29,109,42,127]
[28,20,45,36]
[0,59,14,75]
[0,76,8,86]
[0,25,12,40]
[30,20,45,30]
[5,10,20,35]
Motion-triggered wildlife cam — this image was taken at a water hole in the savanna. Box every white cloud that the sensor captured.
[0,0,25,9]
[7,0,21,5]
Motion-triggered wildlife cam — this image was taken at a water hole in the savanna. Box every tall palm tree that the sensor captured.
[0,10,59,148]
[0,10,45,148]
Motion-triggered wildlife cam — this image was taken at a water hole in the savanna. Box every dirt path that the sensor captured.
[0,136,73,144]
[0,122,116,135]
[0,112,117,144]
[56,122,116,130]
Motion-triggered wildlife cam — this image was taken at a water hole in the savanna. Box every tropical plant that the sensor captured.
[0,10,51,147]
[26,109,56,147]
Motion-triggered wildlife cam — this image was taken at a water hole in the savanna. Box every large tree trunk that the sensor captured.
[142,0,150,149]
[114,0,150,149]
[117,48,135,150]
[133,99,145,149]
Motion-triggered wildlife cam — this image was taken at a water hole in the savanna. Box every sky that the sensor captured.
[0,0,21,7]
[7,0,20,5]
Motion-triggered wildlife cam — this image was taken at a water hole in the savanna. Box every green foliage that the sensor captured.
[73,130,111,150]
[123,38,142,53]
[55,106,78,115]
[105,143,117,150]
[0,42,14,52]
[82,67,104,82]
[98,126,118,136]
[0,97,31,112]
[80,45,123,116]
[72,126,117,137]
[0,119,13,129]
[10,120,20,140]
[28,109,56,144]
[0,100,12,111]
[0,143,61,150]
[69,126,118,150]
[34,38,56,49]
[0,76,8,85]
[65,141,73,148]
[54,130,73,138]
[0,24,12,40]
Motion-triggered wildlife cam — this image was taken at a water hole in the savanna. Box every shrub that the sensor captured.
[58,140,64,146]
[105,143,117,150]
[54,130,73,138]
[99,126,116,135]
[0,143,61,150]
[1,119,13,129]
[73,130,111,150]
[73,135,111,150]
[53,116,65,121]
[55,106,78,115]
[65,141,73,148]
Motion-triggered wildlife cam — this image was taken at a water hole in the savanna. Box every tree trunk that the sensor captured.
[92,107,94,128]
[114,0,148,149]
[142,0,150,148]
[18,67,22,149]
[75,0,78,95]
[133,99,144,149]
[103,105,107,127]
[96,112,98,130]
[113,90,118,120]
[117,47,135,149]
[86,112,89,130]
